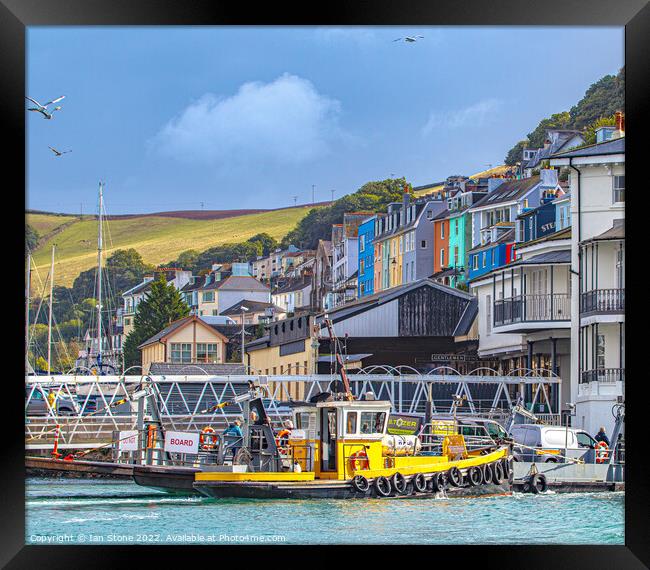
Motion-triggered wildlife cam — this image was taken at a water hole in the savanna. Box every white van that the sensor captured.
[510,424,598,463]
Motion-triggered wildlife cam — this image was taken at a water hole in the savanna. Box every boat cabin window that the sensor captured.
[360,411,387,434]
[346,411,358,435]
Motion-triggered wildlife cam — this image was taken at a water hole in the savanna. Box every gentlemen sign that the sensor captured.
[387,414,422,436]
[164,431,200,454]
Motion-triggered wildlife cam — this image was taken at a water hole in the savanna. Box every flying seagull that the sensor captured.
[393,36,424,43]
[49,146,71,157]
[25,95,65,119]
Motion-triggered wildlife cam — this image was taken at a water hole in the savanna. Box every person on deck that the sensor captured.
[594,426,611,447]
[223,419,243,459]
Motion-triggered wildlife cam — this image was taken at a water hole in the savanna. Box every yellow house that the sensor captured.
[138,315,229,373]
[246,314,318,400]
[389,234,403,288]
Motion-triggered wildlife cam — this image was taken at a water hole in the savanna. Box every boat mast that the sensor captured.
[47,245,55,376]
[96,181,104,370]
[25,251,31,374]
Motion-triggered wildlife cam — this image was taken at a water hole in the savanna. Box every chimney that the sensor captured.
[487,178,506,193]
[540,168,558,188]
[615,111,625,136]
[403,183,411,209]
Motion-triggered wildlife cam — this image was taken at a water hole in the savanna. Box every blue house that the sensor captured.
[517,192,560,244]
[467,225,515,282]
[357,216,376,298]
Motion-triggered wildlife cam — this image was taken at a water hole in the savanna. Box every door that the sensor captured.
[576,431,597,463]
[320,408,338,472]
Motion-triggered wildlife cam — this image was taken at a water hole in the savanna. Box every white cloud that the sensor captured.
[421,98,503,136]
[149,73,346,165]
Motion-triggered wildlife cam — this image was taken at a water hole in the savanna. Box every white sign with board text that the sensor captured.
[119,430,139,451]
[164,431,200,454]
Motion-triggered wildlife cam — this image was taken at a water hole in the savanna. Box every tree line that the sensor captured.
[504,67,625,165]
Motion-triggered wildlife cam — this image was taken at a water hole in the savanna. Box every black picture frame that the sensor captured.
[4,0,648,566]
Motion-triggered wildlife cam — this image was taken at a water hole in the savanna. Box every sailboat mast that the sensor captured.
[25,251,31,374]
[47,245,55,376]
[96,182,104,368]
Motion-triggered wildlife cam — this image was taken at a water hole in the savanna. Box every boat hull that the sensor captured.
[193,479,511,500]
[132,465,201,494]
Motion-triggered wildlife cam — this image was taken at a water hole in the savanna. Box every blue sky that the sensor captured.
[27,26,623,214]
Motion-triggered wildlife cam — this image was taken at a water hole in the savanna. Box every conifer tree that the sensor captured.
[122,276,190,368]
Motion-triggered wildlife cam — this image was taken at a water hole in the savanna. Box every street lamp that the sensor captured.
[240,305,249,368]
[450,265,465,287]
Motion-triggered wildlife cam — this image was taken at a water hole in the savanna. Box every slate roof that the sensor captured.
[316,278,473,325]
[453,297,478,337]
[511,249,571,266]
[550,136,625,159]
[274,279,312,295]
[524,131,583,169]
[138,315,231,348]
[432,208,450,221]
[582,219,624,243]
[138,316,193,347]
[148,362,247,375]
[122,278,159,296]
[471,177,540,209]
[207,275,270,292]
[221,299,285,315]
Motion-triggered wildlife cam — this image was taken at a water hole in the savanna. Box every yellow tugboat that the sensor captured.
[189,392,512,499]
[133,320,512,499]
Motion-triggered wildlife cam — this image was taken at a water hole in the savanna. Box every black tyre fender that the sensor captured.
[352,475,370,494]
[447,466,462,487]
[493,461,505,484]
[530,473,547,494]
[482,463,494,485]
[392,472,407,495]
[375,476,392,497]
[413,473,427,493]
[502,457,514,483]
[468,465,483,486]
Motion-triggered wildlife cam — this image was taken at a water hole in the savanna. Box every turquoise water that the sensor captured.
[26,478,624,545]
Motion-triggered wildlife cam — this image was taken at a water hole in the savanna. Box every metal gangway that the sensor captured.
[25,366,561,450]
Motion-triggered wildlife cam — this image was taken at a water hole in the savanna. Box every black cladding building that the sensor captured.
[316,278,483,372]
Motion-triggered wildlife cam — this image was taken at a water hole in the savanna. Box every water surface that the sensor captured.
[25,478,624,545]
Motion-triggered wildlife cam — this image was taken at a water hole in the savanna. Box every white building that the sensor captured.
[331,213,370,308]
[122,268,192,337]
[551,133,625,436]
[272,278,313,313]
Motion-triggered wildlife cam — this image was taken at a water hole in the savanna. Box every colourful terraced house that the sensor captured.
[357,215,377,298]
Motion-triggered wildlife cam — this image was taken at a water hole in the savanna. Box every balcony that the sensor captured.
[580,288,624,316]
[493,293,570,332]
[580,368,624,384]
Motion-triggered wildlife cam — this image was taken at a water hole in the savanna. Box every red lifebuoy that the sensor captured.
[595,441,609,463]
[200,426,218,450]
[349,450,370,472]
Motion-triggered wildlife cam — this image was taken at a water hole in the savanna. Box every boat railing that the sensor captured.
[114,428,314,472]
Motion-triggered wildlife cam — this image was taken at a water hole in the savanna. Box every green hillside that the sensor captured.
[27,206,313,287]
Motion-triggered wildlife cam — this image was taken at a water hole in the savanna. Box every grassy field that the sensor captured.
[27,206,313,286]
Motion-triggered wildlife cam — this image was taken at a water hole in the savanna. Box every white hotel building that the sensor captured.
[551,128,625,436]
